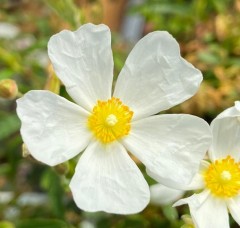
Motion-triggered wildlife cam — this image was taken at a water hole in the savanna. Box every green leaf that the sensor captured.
[0,47,23,73]
[198,52,220,65]
[41,169,65,218]
[0,69,15,80]
[16,219,69,228]
[0,163,11,175]
[0,221,15,228]
[162,205,178,222]
[44,0,81,28]
[0,113,20,140]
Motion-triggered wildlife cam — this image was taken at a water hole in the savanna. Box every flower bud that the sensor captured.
[22,143,30,158]
[0,79,18,99]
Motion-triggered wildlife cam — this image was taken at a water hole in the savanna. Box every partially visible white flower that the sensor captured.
[17,192,48,207]
[4,206,20,220]
[79,220,96,228]
[0,191,13,204]
[16,23,212,214]
[0,22,20,39]
[150,184,184,206]
[174,101,240,228]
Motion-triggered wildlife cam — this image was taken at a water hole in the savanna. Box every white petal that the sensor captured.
[153,160,209,191]
[209,105,240,161]
[16,90,91,166]
[114,31,202,120]
[70,141,150,214]
[182,160,209,190]
[48,23,113,111]
[234,101,240,111]
[150,184,184,206]
[174,191,229,228]
[227,196,240,225]
[122,114,211,188]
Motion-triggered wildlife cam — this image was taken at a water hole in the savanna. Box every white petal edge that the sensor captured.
[234,101,240,112]
[114,31,202,120]
[209,104,240,161]
[182,160,209,190]
[16,90,91,166]
[148,160,210,191]
[48,23,113,111]
[227,196,240,225]
[174,190,229,228]
[122,114,212,188]
[150,184,184,206]
[70,140,150,214]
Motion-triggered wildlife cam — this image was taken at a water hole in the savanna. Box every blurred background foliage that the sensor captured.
[0,0,240,227]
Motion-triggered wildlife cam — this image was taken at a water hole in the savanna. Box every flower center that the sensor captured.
[203,156,240,198]
[105,114,118,126]
[88,97,133,144]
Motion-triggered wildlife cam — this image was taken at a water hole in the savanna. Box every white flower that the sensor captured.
[16,23,211,214]
[174,101,240,228]
[150,184,185,206]
[0,22,19,39]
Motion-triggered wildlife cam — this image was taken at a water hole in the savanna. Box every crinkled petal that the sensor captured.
[114,31,202,120]
[16,90,91,166]
[122,114,211,188]
[174,190,229,228]
[70,140,150,214]
[227,196,240,225]
[48,23,113,111]
[209,104,240,161]
[150,184,184,206]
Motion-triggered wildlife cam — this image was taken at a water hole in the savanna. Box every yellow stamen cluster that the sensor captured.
[88,97,133,144]
[203,156,240,198]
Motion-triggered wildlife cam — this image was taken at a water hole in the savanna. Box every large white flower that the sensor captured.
[174,101,240,228]
[16,23,211,214]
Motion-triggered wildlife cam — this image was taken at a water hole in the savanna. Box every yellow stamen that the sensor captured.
[203,156,240,198]
[88,97,133,144]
